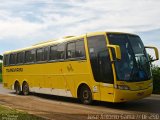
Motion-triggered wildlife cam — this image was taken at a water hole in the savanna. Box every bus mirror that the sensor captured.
[107,45,121,60]
[145,46,159,62]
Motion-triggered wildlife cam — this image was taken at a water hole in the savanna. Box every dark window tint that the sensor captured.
[50,45,58,60]
[76,39,85,58]
[57,43,65,59]
[67,42,76,59]
[17,52,24,64]
[36,48,44,62]
[87,35,113,83]
[4,55,9,66]
[25,50,35,63]
[9,54,16,65]
[44,47,49,61]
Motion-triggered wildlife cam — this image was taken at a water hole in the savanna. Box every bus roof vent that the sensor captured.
[63,36,75,39]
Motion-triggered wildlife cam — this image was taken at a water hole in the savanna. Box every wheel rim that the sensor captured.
[15,84,20,94]
[23,84,29,95]
[16,87,19,93]
[83,90,89,100]
[80,87,92,104]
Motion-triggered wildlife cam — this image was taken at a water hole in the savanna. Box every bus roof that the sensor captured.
[3,31,137,54]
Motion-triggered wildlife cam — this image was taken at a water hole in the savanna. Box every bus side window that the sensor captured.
[9,53,16,65]
[36,48,44,62]
[44,47,49,61]
[25,50,35,63]
[87,35,114,84]
[75,39,86,58]
[50,45,58,60]
[17,52,24,64]
[4,55,9,66]
[67,42,76,59]
[57,43,65,60]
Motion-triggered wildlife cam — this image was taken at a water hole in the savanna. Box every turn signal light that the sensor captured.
[115,85,130,90]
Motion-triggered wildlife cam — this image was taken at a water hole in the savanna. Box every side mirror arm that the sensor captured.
[107,44,121,60]
[145,46,159,61]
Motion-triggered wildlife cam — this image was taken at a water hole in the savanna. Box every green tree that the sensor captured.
[0,55,2,73]
[0,55,3,60]
[0,62,2,72]
[148,54,160,94]
[152,65,160,94]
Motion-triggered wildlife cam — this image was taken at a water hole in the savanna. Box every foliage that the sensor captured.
[152,65,160,94]
[0,74,1,82]
[0,62,2,72]
[148,54,160,94]
[0,55,3,60]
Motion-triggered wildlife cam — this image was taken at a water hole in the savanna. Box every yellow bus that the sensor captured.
[2,32,159,104]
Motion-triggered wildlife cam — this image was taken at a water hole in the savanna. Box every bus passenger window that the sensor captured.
[44,47,49,61]
[4,55,9,66]
[57,43,65,60]
[9,54,16,65]
[17,52,24,64]
[36,48,44,62]
[67,42,76,59]
[76,39,86,58]
[50,45,58,60]
[25,50,35,63]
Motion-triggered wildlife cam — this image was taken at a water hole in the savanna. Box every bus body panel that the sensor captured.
[99,83,114,102]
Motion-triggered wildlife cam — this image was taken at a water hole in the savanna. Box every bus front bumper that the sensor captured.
[113,86,153,102]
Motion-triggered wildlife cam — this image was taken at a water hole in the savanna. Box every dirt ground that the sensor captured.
[0,84,160,120]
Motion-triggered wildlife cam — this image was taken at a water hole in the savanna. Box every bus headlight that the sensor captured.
[148,83,153,87]
[116,85,130,90]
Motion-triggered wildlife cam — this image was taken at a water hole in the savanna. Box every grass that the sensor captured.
[0,105,44,120]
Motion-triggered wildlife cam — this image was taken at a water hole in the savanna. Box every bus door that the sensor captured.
[87,35,114,102]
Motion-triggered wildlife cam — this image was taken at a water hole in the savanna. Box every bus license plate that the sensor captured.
[137,92,144,96]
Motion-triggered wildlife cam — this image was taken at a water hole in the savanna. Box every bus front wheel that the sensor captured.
[22,82,29,95]
[79,86,92,104]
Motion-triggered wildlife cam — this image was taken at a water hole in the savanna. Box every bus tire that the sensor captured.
[79,85,92,104]
[22,82,29,95]
[15,82,21,95]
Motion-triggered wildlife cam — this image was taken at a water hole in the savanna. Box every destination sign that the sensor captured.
[6,68,23,72]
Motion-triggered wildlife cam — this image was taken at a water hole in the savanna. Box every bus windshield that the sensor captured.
[108,33,151,82]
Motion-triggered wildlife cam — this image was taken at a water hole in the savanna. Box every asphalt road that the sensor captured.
[0,84,160,120]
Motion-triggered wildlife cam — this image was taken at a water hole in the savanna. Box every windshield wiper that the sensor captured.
[129,59,139,81]
[129,65,135,81]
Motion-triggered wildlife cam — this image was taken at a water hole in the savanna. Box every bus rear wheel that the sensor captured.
[15,82,21,95]
[79,86,92,104]
[22,82,29,95]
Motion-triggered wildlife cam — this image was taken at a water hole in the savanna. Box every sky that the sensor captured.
[0,0,160,66]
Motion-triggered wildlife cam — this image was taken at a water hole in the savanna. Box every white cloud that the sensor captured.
[0,0,160,38]
[0,18,46,39]
[29,0,160,38]
[0,0,160,65]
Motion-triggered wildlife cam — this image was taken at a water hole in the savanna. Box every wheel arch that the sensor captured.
[22,80,28,87]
